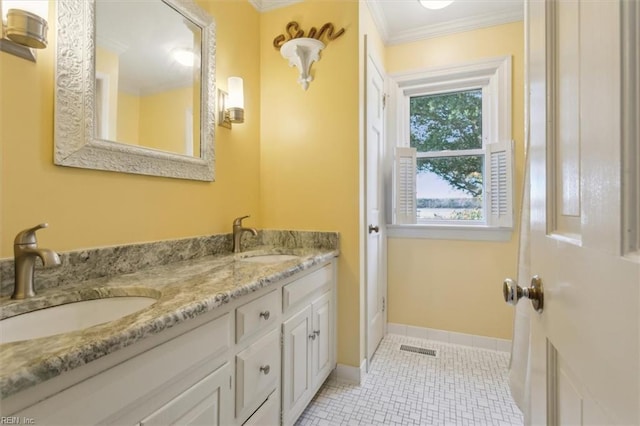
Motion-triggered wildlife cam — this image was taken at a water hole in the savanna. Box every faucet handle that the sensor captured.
[14,223,49,245]
[233,215,250,226]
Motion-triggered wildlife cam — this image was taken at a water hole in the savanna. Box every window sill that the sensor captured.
[386,224,513,242]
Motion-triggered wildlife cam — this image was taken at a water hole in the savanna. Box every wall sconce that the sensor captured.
[218,76,245,129]
[0,0,49,62]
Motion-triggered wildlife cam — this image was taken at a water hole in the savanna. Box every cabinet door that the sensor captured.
[311,291,332,388]
[139,363,232,426]
[282,305,312,425]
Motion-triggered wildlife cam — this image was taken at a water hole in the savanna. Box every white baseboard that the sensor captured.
[387,322,512,353]
[333,359,367,384]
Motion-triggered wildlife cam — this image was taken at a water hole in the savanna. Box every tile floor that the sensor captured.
[296,333,524,426]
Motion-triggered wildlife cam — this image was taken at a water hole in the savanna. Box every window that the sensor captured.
[412,89,484,223]
[389,56,514,239]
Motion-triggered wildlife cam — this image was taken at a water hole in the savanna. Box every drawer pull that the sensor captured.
[309,333,316,340]
[259,365,271,375]
[314,330,320,337]
[259,310,271,320]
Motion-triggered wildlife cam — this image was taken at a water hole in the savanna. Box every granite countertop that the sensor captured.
[0,245,338,399]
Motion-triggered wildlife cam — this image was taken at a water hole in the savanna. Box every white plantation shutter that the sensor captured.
[485,141,514,228]
[395,147,417,224]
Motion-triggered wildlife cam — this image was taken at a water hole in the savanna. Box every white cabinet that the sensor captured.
[311,291,332,389]
[281,263,335,426]
[139,363,232,426]
[235,328,280,422]
[236,289,279,344]
[282,305,313,424]
[243,391,280,426]
[14,314,232,425]
[9,260,336,426]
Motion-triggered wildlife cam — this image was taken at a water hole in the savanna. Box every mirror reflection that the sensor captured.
[95,0,202,157]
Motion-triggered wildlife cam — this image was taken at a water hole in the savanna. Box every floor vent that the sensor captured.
[400,344,437,357]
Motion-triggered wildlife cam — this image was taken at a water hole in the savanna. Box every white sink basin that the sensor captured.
[240,254,300,263]
[0,296,157,344]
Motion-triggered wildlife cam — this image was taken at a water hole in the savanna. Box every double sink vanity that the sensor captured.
[0,229,339,425]
[4,0,340,422]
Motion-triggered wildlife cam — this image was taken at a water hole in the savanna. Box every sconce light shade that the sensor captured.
[5,8,48,48]
[227,77,244,109]
[218,76,245,128]
[227,76,244,123]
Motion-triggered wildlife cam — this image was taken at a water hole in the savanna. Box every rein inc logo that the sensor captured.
[0,418,35,425]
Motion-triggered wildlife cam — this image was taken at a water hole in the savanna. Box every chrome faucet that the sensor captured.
[12,223,61,299]
[232,215,258,253]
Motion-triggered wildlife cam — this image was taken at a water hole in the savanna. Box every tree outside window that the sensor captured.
[410,89,484,222]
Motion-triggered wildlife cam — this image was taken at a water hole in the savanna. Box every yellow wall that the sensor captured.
[386,22,524,339]
[117,91,140,145]
[0,0,261,256]
[117,86,201,156]
[139,86,195,154]
[259,1,361,367]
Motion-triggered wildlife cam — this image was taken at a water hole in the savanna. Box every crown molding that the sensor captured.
[364,0,390,44]
[96,35,128,55]
[247,1,522,45]
[386,9,524,45]
[248,0,303,13]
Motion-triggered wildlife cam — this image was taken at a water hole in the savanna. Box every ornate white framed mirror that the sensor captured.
[54,0,216,181]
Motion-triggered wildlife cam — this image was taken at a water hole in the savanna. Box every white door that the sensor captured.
[365,39,386,367]
[526,0,640,424]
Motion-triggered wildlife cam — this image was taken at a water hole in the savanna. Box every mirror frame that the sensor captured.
[54,0,216,181]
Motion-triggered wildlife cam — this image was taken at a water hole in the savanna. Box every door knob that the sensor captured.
[503,276,544,313]
[368,225,379,234]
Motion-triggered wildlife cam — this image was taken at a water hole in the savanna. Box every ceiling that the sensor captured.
[252,0,524,45]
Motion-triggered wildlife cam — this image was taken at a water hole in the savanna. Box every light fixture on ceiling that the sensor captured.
[172,48,195,67]
[0,0,49,61]
[218,76,245,129]
[418,0,454,10]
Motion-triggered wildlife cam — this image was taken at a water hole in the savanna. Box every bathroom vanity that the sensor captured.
[0,231,339,426]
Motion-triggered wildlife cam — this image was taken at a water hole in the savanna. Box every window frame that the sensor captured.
[387,56,513,241]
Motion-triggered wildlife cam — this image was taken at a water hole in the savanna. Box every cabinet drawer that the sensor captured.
[243,390,279,426]
[283,264,332,311]
[236,329,280,419]
[236,290,279,343]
